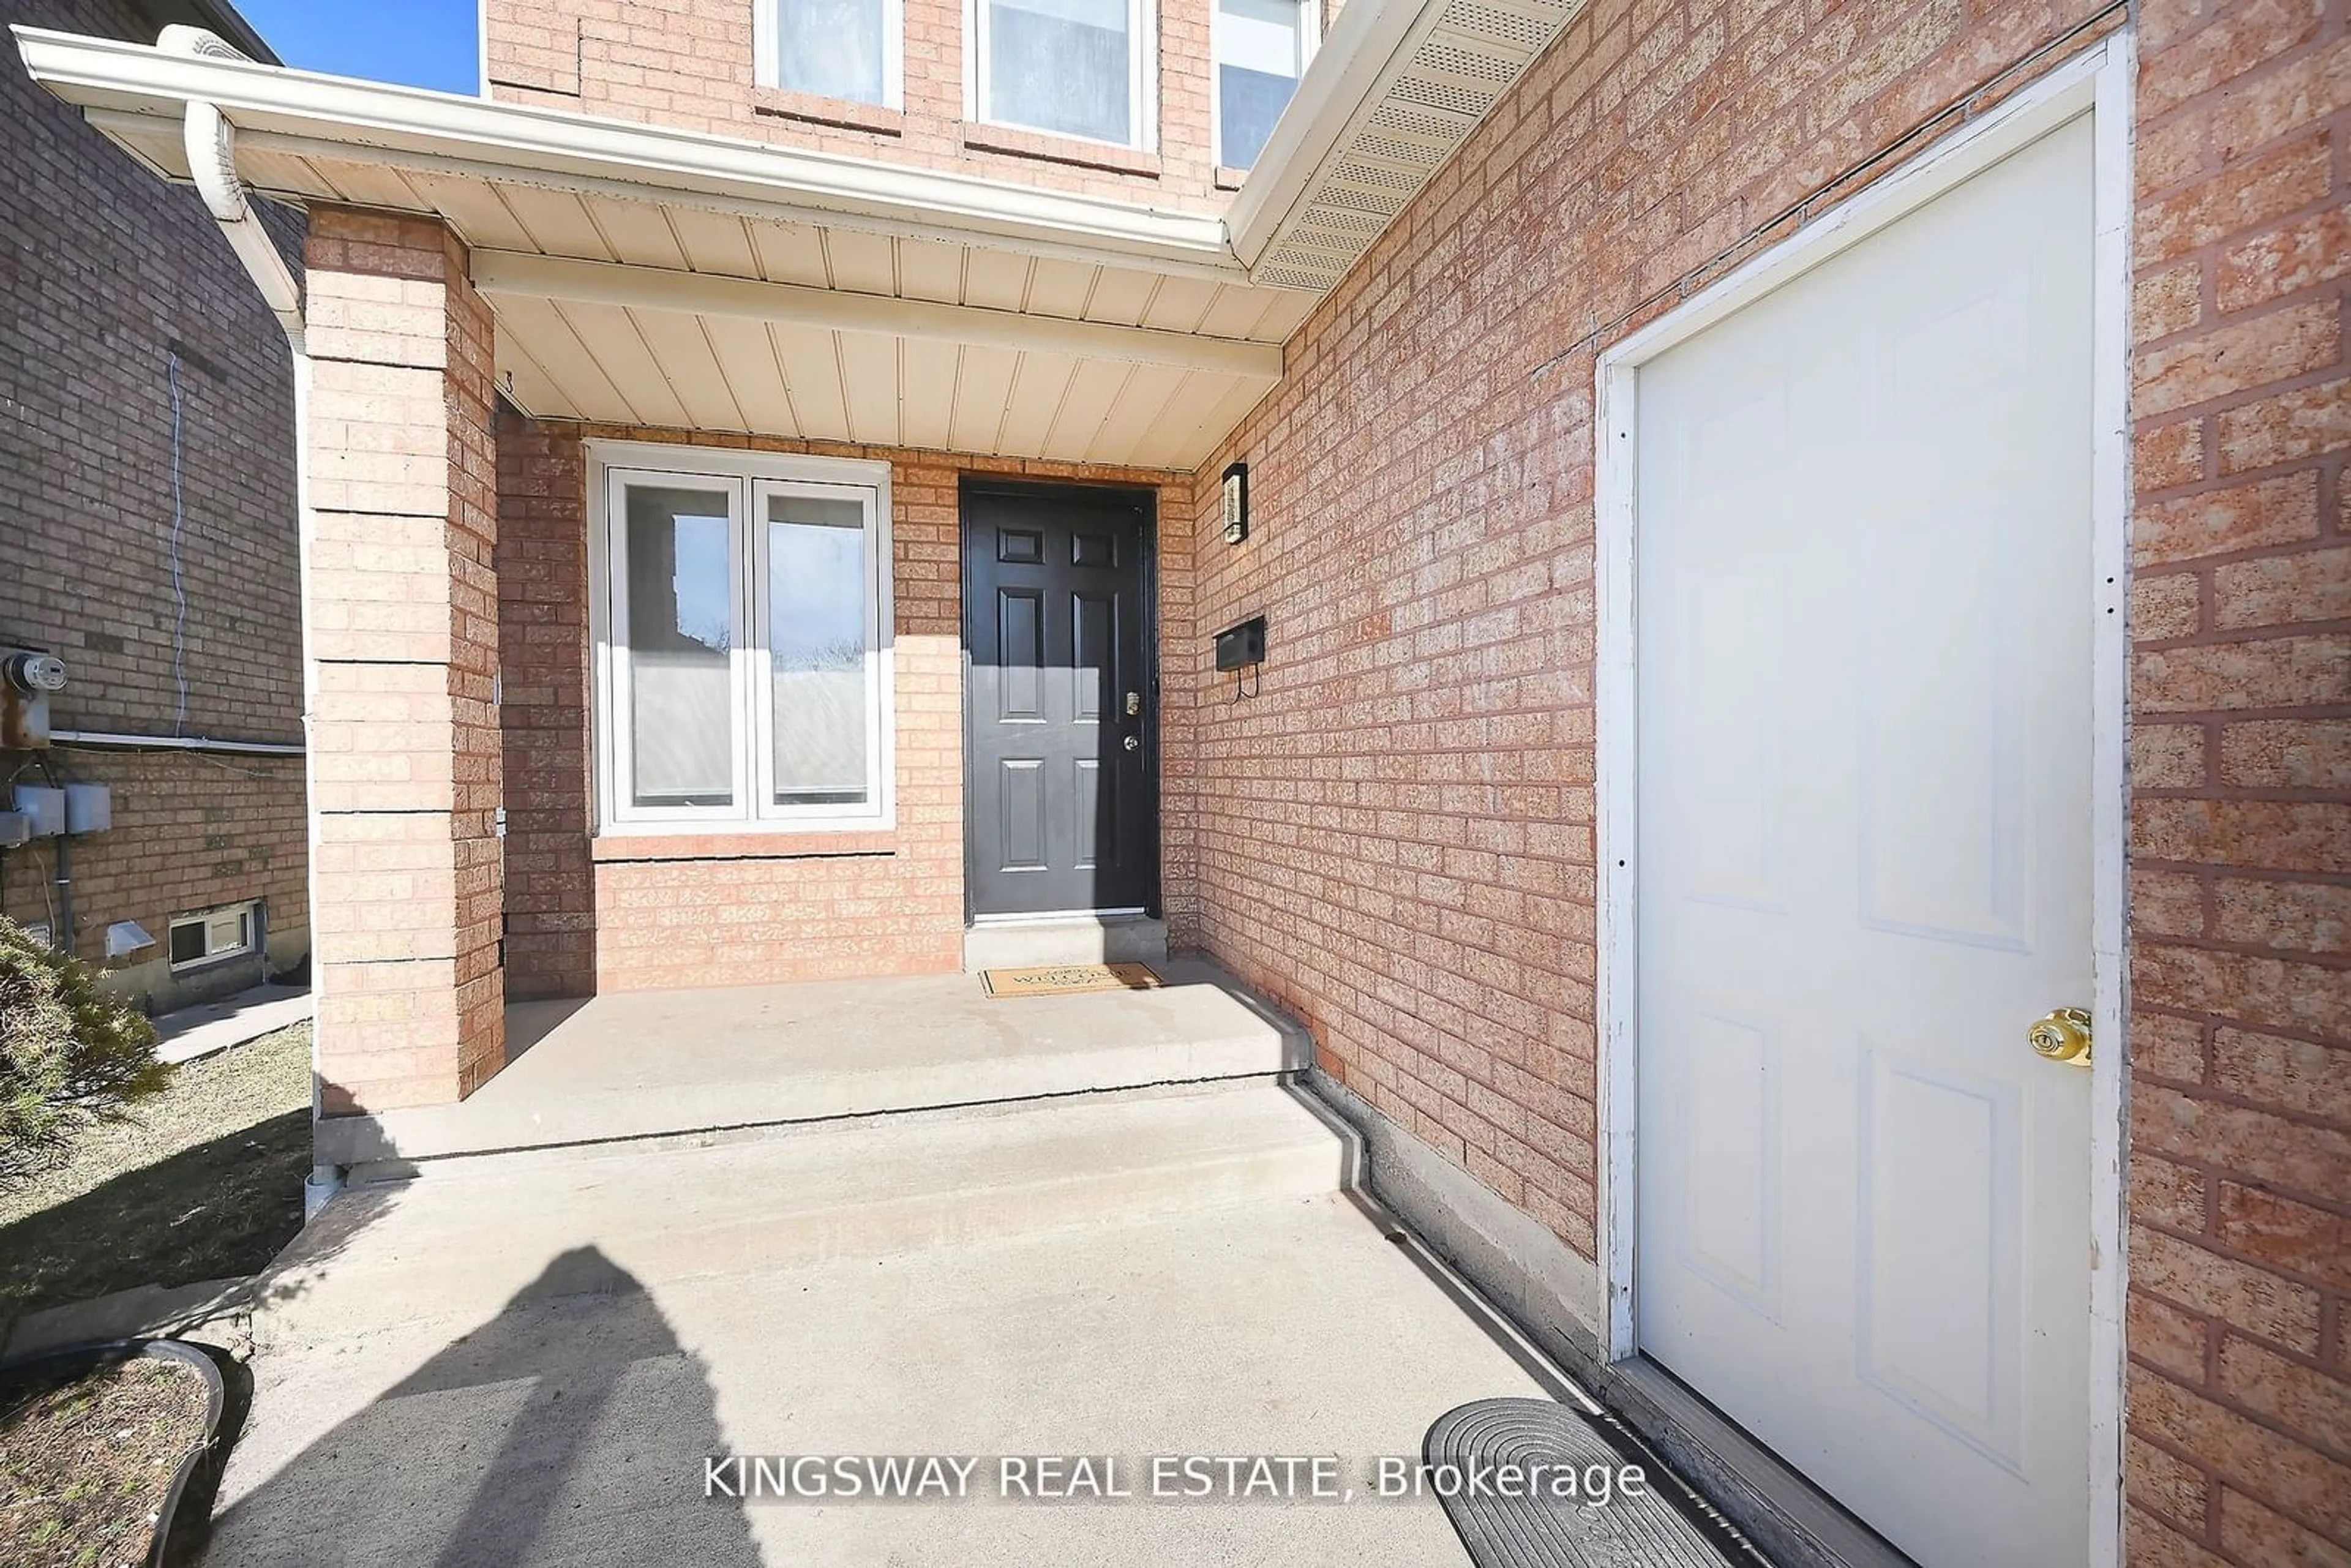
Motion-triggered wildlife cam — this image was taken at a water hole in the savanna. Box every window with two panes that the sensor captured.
[604,463,888,830]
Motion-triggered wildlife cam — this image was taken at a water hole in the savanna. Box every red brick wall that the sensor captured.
[0,0,307,1000]
[1170,0,2345,1558]
[2121,0,2350,1561]
[0,749,307,1011]
[493,415,1190,994]
[483,0,1232,214]
[495,407,598,999]
[1181,0,2128,1269]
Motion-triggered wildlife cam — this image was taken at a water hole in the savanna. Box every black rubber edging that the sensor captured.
[0,1337,229,1568]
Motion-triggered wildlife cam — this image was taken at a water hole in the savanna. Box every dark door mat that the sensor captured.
[1427,1398,1757,1568]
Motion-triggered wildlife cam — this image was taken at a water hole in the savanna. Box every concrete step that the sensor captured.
[317,960,1300,1169]
[963,914,1169,970]
[260,1082,1357,1347]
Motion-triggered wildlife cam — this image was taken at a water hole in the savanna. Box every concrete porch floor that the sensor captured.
[316,959,1310,1170]
[206,962,1733,1568]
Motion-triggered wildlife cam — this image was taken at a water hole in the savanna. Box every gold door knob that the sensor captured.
[2029,1007,2093,1067]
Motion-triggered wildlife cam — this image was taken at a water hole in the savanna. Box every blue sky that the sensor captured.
[236,0,479,94]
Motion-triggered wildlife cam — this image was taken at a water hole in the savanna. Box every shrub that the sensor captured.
[0,916,169,1187]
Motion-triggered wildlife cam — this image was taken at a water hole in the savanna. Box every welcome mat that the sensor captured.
[978,963,1165,999]
[1425,1398,1752,1568]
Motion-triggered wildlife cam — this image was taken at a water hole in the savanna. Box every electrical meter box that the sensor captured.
[12,785,65,838]
[64,783,111,834]
[1,648,65,748]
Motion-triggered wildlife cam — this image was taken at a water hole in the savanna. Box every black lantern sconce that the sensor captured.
[1220,460,1248,544]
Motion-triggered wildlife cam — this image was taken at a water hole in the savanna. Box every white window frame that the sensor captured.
[601,465,750,827]
[755,0,907,110]
[965,0,1158,151]
[588,441,895,838]
[168,900,258,972]
[749,476,890,822]
[1210,0,1318,170]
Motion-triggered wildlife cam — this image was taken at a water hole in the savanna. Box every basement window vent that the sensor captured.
[169,901,258,971]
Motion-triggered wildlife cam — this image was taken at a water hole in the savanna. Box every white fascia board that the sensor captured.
[1223,0,1419,266]
[474,250,1286,378]
[10,25,1247,279]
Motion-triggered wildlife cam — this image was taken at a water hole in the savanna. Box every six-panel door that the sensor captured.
[963,484,1156,917]
[1632,118,2098,1567]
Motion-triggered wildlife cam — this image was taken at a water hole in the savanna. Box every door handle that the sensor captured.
[1123,735,1141,751]
[2028,1007,2092,1067]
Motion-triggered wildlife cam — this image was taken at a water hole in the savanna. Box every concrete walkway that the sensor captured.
[155,983,312,1065]
[202,1083,1559,1567]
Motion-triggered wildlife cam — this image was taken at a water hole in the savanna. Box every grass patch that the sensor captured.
[0,1023,312,1327]
[0,1354,212,1567]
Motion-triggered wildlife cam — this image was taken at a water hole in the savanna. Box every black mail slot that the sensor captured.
[1214,615,1266,672]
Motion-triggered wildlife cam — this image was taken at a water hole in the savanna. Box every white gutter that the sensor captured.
[148,26,339,1201]
[13,25,1247,278]
[1224,0,1421,268]
[15,5,1542,302]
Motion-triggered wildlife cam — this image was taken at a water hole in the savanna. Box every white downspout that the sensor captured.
[158,25,340,1218]
[162,28,303,345]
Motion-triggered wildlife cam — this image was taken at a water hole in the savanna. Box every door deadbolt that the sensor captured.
[2028,1007,2093,1067]
[1125,691,1142,716]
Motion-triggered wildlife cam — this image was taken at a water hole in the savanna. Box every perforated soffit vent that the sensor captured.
[1248,0,1586,292]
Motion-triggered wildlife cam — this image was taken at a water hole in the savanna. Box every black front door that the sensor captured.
[963,482,1156,918]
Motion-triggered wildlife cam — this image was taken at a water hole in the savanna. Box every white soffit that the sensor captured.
[492,306,1278,470]
[12,24,1313,468]
[1229,0,1586,290]
[475,251,1290,470]
[59,116,1306,468]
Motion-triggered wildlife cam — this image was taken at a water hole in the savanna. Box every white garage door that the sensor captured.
[1632,116,2096,1567]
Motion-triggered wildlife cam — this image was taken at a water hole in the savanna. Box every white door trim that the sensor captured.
[1590,32,2134,1568]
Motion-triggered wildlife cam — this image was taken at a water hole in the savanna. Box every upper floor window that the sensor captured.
[975,0,1150,148]
[760,0,904,108]
[1216,0,1313,169]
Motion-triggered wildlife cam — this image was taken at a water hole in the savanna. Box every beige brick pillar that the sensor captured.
[303,208,504,1114]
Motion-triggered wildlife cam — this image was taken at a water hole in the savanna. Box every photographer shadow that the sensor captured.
[198,1247,763,1568]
